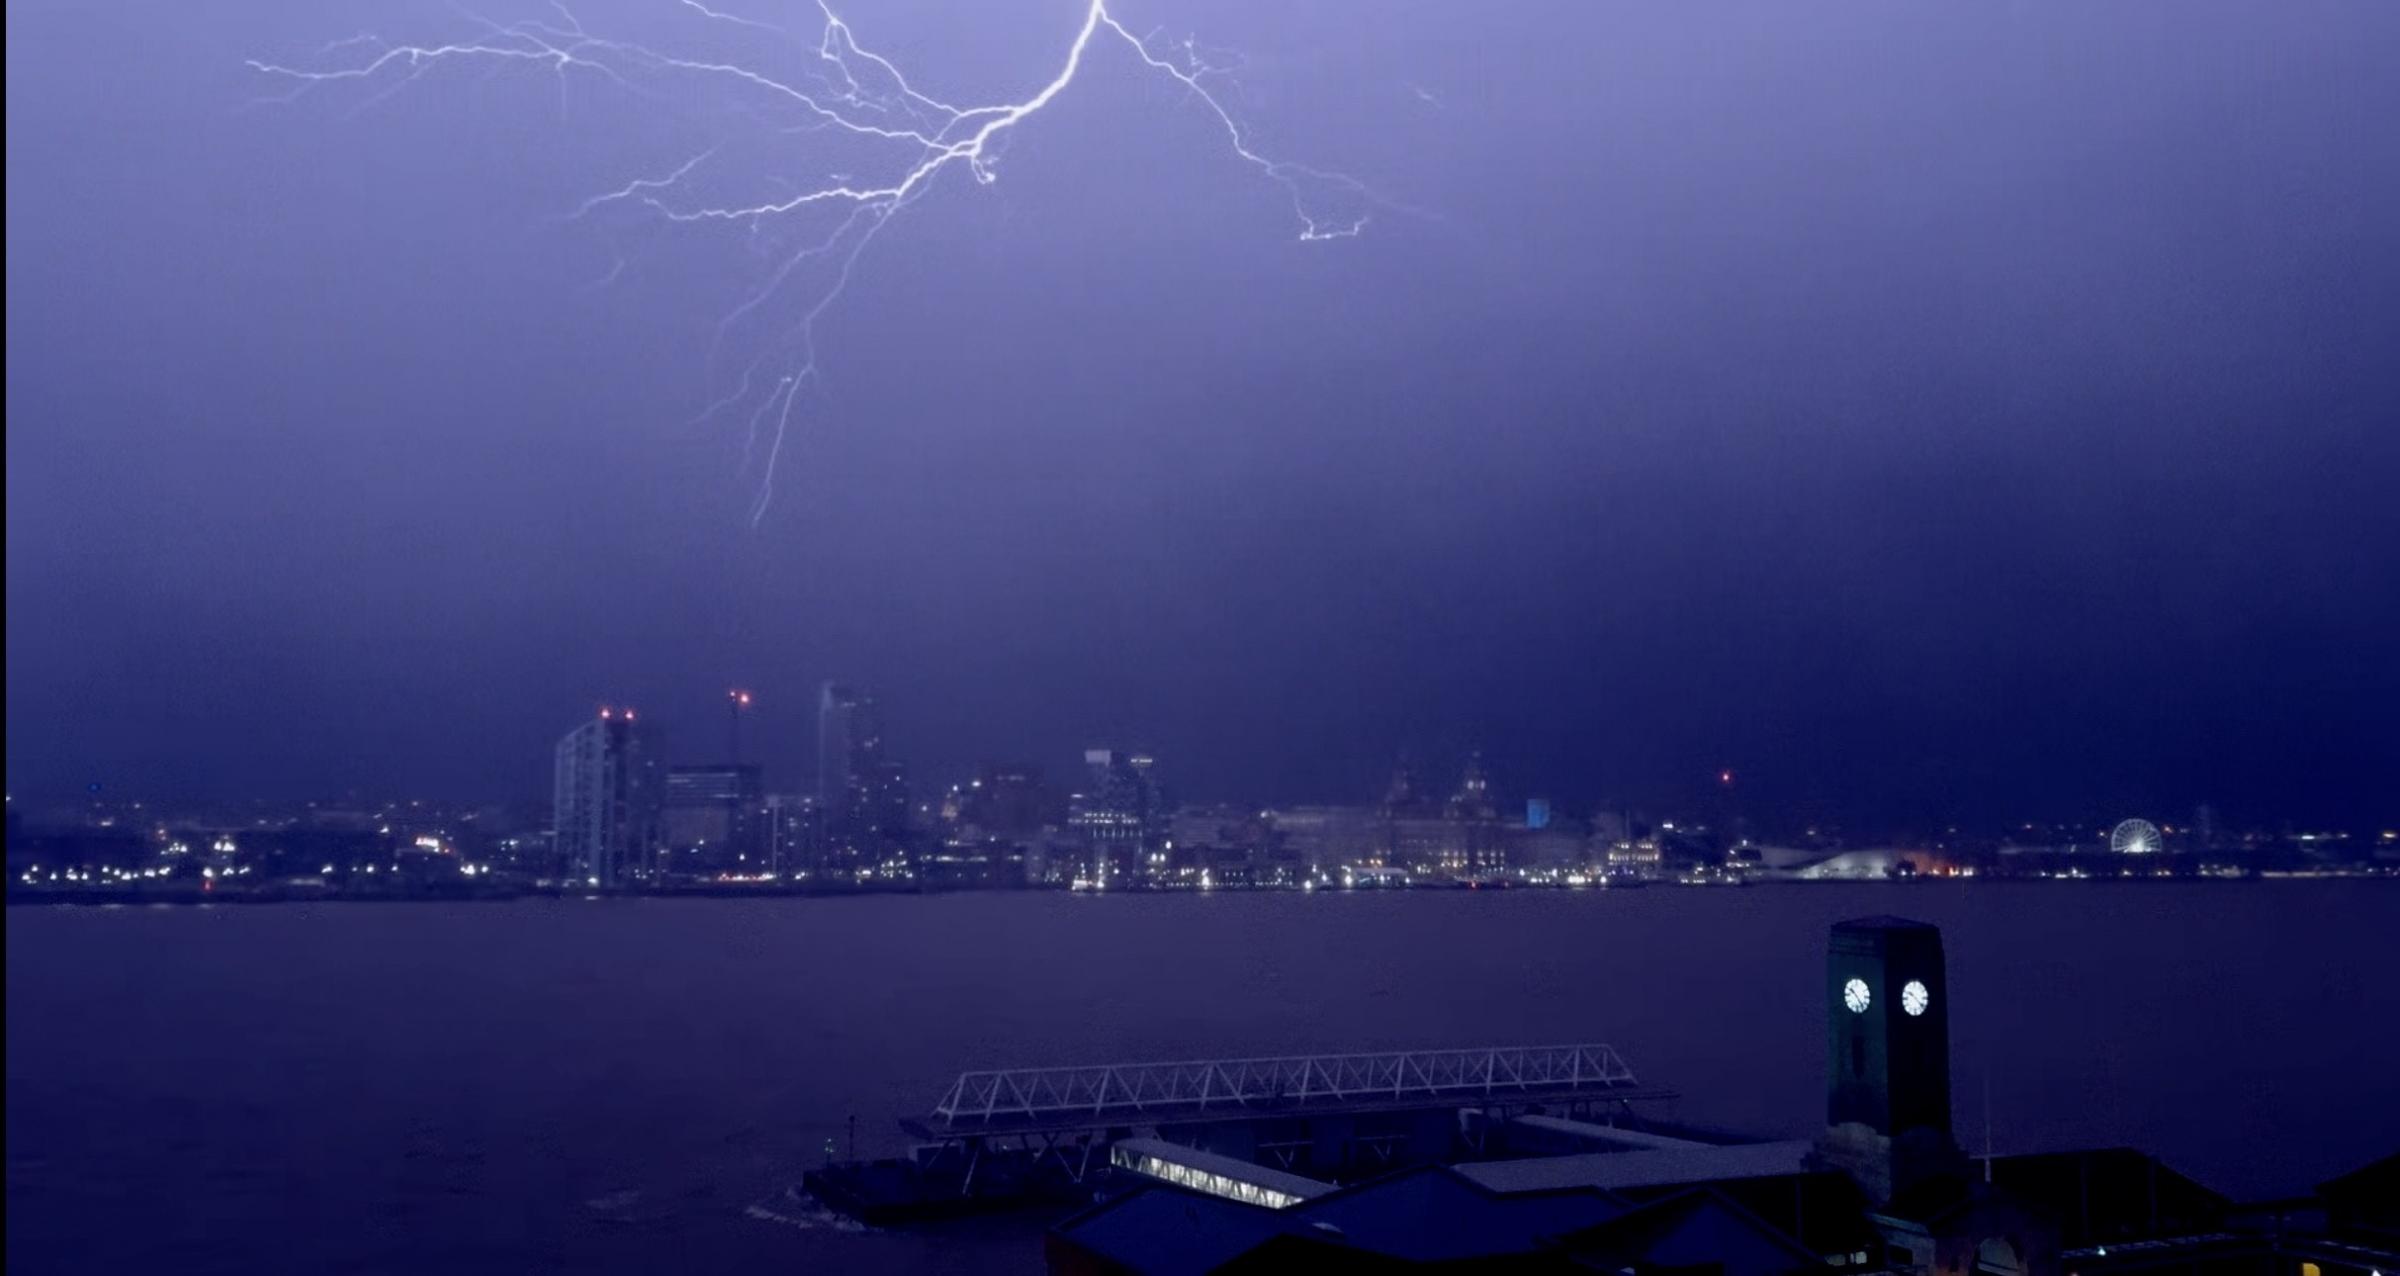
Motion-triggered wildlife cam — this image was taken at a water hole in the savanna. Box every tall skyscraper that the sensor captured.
[819,681,915,867]
[552,709,664,888]
[816,682,880,824]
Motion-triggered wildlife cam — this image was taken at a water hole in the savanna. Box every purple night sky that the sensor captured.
[7,0,2398,830]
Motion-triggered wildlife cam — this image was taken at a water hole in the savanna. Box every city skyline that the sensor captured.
[18,683,2388,853]
[10,677,2396,843]
[531,684,2400,841]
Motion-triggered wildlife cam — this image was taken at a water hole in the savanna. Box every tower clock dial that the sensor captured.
[1826,917,1952,1144]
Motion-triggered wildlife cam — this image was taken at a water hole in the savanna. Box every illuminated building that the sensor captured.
[1607,838,1664,878]
[818,682,913,865]
[1445,751,1506,872]
[860,759,913,844]
[761,793,819,876]
[551,709,664,888]
[1070,749,1165,880]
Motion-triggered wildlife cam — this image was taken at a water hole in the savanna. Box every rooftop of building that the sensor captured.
[1287,1165,1624,1263]
[1454,1140,1817,1195]
[1618,1170,1884,1258]
[2317,1150,2398,1212]
[1045,1188,1307,1276]
[1550,1187,1834,1274]
[1880,1147,2231,1245]
[1056,1168,1863,1276]
[1834,914,1943,932]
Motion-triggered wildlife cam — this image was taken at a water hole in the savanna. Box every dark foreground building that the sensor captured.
[1044,917,2397,1275]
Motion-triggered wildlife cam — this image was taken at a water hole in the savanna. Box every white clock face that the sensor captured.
[1843,978,1871,1013]
[1902,980,1931,1017]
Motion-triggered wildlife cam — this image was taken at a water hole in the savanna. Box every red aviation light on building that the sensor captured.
[1718,769,1735,787]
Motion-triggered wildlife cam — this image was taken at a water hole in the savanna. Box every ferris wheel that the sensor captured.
[2110,818,2162,855]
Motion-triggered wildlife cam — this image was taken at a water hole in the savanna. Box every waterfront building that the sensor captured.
[815,682,878,826]
[1160,804,1258,884]
[1265,804,1379,877]
[952,763,1059,841]
[661,763,765,875]
[550,709,664,888]
[1070,749,1165,881]
[860,759,913,844]
[1607,837,1664,878]
[919,835,1030,890]
[1445,751,1506,872]
[761,793,818,876]
[1505,816,1590,874]
[1587,808,1629,848]
[1356,754,1512,876]
[817,682,916,869]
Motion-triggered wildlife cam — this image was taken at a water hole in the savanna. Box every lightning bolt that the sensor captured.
[251,1,1408,523]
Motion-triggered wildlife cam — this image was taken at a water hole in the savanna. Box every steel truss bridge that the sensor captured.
[886,1043,1674,1197]
[912,1043,1668,1140]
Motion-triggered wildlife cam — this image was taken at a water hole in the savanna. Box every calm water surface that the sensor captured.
[9,884,2399,1274]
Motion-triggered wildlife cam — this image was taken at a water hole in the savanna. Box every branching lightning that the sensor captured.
[252,1,1404,523]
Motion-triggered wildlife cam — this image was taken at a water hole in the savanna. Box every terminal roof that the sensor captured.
[1456,1140,1815,1195]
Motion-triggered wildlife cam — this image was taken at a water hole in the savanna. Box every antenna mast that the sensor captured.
[1982,1063,1994,1183]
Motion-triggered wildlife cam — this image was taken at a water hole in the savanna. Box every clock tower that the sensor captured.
[1816,916,1961,1201]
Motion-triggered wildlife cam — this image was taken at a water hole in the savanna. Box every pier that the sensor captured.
[806,1042,1674,1221]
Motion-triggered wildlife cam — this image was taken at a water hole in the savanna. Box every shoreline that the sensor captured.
[10,871,2392,907]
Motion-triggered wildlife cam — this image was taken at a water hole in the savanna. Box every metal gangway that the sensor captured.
[913,1042,1669,1140]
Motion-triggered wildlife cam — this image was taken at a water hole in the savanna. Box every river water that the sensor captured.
[8,883,2397,1273]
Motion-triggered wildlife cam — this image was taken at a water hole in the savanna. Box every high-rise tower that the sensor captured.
[552,709,665,888]
[816,682,879,823]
